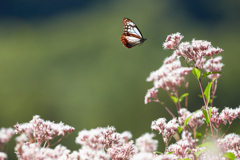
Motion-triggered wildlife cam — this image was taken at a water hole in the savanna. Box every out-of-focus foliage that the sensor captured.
[0,1,240,159]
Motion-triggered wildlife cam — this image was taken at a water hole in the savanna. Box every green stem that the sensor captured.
[198,79,215,143]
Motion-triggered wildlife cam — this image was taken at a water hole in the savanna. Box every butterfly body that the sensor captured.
[120,18,146,48]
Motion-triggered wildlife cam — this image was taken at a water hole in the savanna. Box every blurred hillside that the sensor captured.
[0,1,240,159]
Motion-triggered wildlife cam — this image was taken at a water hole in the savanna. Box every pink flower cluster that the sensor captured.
[108,141,135,160]
[146,55,192,92]
[10,116,179,160]
[14,115,76,160]
[202,106,240,128]
[75,126,135,160]
[0,127,14,159]
[14,115,75,146]
[151,118,179,143]
[144,87,159,104]
[163,32,223,69]
[135,133,158,152]
[163,32,184,50]
[75,126,163,160]
[15,143,80,160]
[204,56,224,80]
[195,133,240,159]
[0,152,7,160]
[176,39,223,68]
[219,107,239,124]
[0,127,14,144]
[218,133,240,158]
[75,126,121,150]
[178,108,204,128]
[132,152,177,160]
[203,56,224,80]
[167,131,197,159]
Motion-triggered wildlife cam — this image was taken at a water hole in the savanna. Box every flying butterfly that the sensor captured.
[120,18,147,48]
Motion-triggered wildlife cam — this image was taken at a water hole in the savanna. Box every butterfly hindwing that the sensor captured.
[120,18,146,48]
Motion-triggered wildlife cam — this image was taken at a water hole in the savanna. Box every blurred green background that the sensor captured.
[1,0,240,159]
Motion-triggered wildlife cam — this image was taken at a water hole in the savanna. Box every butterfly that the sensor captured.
[120,18,147,48]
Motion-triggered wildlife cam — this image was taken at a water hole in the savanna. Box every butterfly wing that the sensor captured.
[120,18,146,48]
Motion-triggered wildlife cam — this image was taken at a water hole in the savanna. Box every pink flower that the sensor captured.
[15,134,28,143]
[120,131,132,144]
[107,141,135,160]
[178,108,204,129]
[204,47,223,56]
[163,54,177,64]
[0,127,14,144]
[188,110,204,128]
[154,154,178,160]
[191,39,211,52]
[146,58,192,92]
[235,106,240,117]
[151,118,167,134]
[15,143,77,160]
[0,152,7,160]
[210,107,226,127]
[151,118,179,143]
[144,87,159,104]
[75,126,121,150]
[219,107,238,124]
[171,36,223,68]
[135,133,158,153]
[79,146,109,160]
[131,152,154,160]
[14,115,75,146]
[218,133,240,151]
[163,32,184,49]
[204,56,224,80]
[167,134,197,160]
[178,108,191,126]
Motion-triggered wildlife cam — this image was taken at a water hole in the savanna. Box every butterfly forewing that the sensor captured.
[120,18,146,48]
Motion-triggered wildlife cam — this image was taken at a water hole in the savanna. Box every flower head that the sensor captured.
[219,107,238,124]
[107,141,135,160]
[144,87,159,104]
[135,133,158,153]
[163,32,184,49]
[204,56,224,80]
[0,127,14,144]
[147,57,192,92]
[75,126,121,150]
[14,115,75,145]
[0,152,7,160]
[151,118,179,143]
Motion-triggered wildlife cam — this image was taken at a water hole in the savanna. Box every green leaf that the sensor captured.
[201,72,212,79]
[195,132,202,139]
[192,67,201,79]
[167,151,175,154]
[209,107,212,118]
[184,109,201,127]
[178,126,183,133]
[171,96,178,104]
[202,71,222,80]
[179,93,189,102]
[201,109,210,124]
[204,79,215,104]
[222,152,236,160]
[198,94,203,98]
[184,114,194,127]
[154,151,163,155]
[194,149,207,158]
[198,142,219,154]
